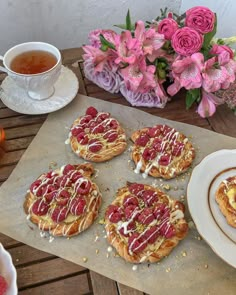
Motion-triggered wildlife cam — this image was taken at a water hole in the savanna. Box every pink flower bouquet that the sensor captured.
[83,6,236,117]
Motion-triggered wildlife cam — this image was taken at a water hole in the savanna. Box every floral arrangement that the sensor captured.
[83,6,236,117]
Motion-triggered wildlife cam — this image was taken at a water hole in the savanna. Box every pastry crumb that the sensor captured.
[132,265,138,271]
[163,184,171,191]
[165,267,171,272]
[182,251,187,257]
[83,257,88,262]
[106,253,110,258]
[205,264,208,269]
[107,246,113,253]
[95,249,99,254]
[98,218,105,225]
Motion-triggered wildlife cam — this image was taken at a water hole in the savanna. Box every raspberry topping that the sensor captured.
[152,138,165,152]
[123,195,139,207]
[75,178,91,195]
[32,199,49,216]
[88,139,103,153]
[51,206,69,222]
[143,225,160,244]
[80,115,93,126]
[55,189,71,206]
[124,205,139,220]
[158,154,171,166]
[86,106,98,118]
[147,125,162,137]
[103,130,118,143]
[141,190,158,206]
[44,191,57,203]
[106,119,118,129]
[162,125,175,137]
[119,221,135,237]
[30,179,42,194]
[71,126,84,137]
[0,275,8,295]
[135,133,150,147]
[70,197,86,216]
[172,142,184,156]
[91,124,105,134]
[128,233,148,253]
[63,164,75,175]
[96,112,110,123]
[153,203,170,220]
[77,132,89,145]
[137,208,155,225]
[128,183,144,196]
[142,147,157,161]
[106,205,123,223]
[70,171,83,183]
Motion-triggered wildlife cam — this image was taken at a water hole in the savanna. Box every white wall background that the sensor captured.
[0,0,236,54]
[0,0,180,54]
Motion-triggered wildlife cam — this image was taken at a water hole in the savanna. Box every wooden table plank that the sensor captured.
[90,271,119,295]
[4,137,35,152]
[118,284,144,295]
[5,124,44,140]
[0,232,23,248]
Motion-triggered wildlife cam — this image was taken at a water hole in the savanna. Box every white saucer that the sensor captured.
[0,65,79,115]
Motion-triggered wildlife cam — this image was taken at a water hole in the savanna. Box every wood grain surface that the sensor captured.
[0,48,236,295]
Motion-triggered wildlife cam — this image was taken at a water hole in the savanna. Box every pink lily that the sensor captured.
[88,29,117,48]
[83,45,110,72]
[114,31,142,65]
[197,90,223,118]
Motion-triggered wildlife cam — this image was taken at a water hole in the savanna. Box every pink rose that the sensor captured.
[185,6,215,34]
[171,27,203,56]
[157,18,179,40]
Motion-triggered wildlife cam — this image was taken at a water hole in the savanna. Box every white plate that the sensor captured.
[187,149,236,268]
[0,65,79,115]
[0,243,17,295]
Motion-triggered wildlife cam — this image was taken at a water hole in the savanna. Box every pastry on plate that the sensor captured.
[68,106,127,162]
[24,163,102,237]
[104,182,188,263]
[215,176,236,228]
[131,124,195,179]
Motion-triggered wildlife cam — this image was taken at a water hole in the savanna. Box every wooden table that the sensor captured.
[0,48,236,295]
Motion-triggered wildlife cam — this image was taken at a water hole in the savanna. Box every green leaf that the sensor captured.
[114,24,135,31]
[202,14,217,50]
[126,9,132,31]
[186,89,200,109]
[99,34,115,51]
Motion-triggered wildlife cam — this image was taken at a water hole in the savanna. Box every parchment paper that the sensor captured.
[0,94,236,295]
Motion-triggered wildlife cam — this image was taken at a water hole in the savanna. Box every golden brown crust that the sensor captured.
[104,183,188,263]
[24,163,102,237]
[131,125,195,179]
[215,176,236,228]
[69,108,127,162]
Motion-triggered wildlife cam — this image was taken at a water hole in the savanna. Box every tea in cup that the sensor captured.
[0,42,61,100]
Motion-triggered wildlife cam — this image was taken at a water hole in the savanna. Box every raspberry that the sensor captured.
[71,126,84,137]
[44,191,57,203]
[124,205,139,220]
[30,179,42,194]
[106,205,123,223]
[70,171,83,183]
[0,275,8,295]
[138,208,155,225]
[103,130,118,143]
[119,221,135,237]
[142,147,157,161]
[144,226,159,244]
[86,106,98,118]
[147,125,162,137]
[123,195,139,207]
[128,233,147,253]
[153,204,170,220]
[32,199,49,216]
[51,206,69,222]
[142,190,158,206]
[60,175,72,188]
[172,142,184,156]
[80,115,93,126]
[41,185,57,196]
[158,154,171,166]
[88,139,103,153]
[91,124,104,134]
[70,197,86,216]
[135,134,150,147]
[77,132,89,145]
[162,125,175,139]
[106,119,118,129]
[55,189,71,206]
[128,183,144,196]
[152,138,165,152]
[75,178,91,195]
[96,112,110,123]
[63,164,75,175]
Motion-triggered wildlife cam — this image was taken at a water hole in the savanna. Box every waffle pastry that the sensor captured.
[104,182,188,263]
[131,124,195,179]
[68,106,127,162]
[24,163,102,237]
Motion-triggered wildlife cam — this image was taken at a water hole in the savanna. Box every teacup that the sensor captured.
[0,42,61,100]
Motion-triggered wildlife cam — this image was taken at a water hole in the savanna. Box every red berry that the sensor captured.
[60,175,72,188]
[152,138,165,152]
[135,133,150,147]
[32,199,49,216]
[75,178,91,195]
[44,191,57,203]
[128,183,144,196]
[0,275,8,295]
[70,197,86,216]
[162,125,175,139]
[106,119,118,129]
[106,205,123,223]
[103,130,118,143]
[128,233,147,253]
[124,205,139,220]
[147,125,162,137]
[71,126,84,137]
[86,106,98,118]
[138,208,155,225]
[119,221,135,237]
[123,195,139,207]
[80,115,93,126]
[153,204,170,220]
[88,139,103,153]
[63,164,75,175]
[77,132,89,145]
[91,124,105,134]
[41,185,57,196]
[158,154,171,166]
[142,147,157,161]
[55,189,71,206]
[51,206,69,222]
[144,226,159,244]
[96,112,110,123]
[172,142,184,156]
[142,190,158,206]
[70,171,83,183]
[30,179,42,194]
